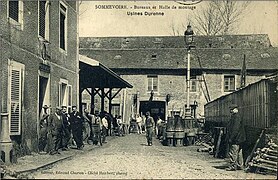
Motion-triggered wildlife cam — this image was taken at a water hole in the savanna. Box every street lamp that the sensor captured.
[184,24,195,136]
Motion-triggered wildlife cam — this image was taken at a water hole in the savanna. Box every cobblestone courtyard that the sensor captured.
[29,134,275,179]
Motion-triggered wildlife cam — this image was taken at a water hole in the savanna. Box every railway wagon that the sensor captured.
[205,76,277,130]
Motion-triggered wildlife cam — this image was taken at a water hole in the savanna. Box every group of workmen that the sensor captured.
[38,105,114,155]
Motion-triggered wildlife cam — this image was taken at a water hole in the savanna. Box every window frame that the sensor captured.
[147,75,158,93]
[38,0,50,41]
[190,76,197,92]
[7,0,24,30]
[58,79,72,112]
[59,1,68,52]
[223,75,236,92]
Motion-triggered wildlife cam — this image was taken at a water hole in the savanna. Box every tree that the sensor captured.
[192,1,224,35]
[192,0,251,35]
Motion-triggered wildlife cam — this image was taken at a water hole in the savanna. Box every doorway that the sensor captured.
[37,74,50,140]
[38,76,49,116]
[139,101,166,121]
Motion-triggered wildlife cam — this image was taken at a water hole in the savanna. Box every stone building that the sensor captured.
[79,35,278,122]
[0,1,79,158]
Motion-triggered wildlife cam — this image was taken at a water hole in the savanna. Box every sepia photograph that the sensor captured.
[0,0,277,179]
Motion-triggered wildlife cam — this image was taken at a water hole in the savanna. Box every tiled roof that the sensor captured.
[80,34,271,50]
[79,47,278,71]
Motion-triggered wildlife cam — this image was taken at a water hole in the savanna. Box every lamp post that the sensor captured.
[184,24,195,121]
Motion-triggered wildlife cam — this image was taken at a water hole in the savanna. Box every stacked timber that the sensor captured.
[248,141,278,175]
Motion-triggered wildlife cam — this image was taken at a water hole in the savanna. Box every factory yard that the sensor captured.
[21,134,276,179]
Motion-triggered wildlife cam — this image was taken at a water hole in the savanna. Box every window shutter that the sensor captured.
[10,66,22,135]
[39,1,46,38]
[9,0,19,22]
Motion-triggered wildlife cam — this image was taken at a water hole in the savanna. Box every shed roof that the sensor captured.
[79,55,133,88]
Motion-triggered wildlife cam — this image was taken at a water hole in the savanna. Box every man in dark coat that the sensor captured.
[226,104,246,171]
[69,106,84,150]
[61,106,71,150]
[48,107,63,155]
[38,105,49,153]
[145,111,155,146]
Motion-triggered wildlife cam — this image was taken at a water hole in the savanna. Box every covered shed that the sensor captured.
[79,55,133,114]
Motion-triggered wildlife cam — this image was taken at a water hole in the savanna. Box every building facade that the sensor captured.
[79,35,278,122]
[0,0,79,157]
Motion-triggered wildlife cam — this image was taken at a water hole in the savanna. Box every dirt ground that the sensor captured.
[29,133,276,179]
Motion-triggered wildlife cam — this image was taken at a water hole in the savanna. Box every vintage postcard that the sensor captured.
[1,0,277,179]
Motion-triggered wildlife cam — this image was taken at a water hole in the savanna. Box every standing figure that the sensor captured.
[117,115,123,136]
[156,116,163,139]
[48,107,63,155]
[83,108,95,142]
[136,114,143,134]
[101,114,109,143]
[145,112,155,146]
[61,106,71,150]
[141,115,146,133]
[38,105,49,153]
[226,104,246,171]
[69,106,84,150]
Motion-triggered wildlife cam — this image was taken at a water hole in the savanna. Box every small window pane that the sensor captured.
[39,1,46,38]
[224,75,235,92]
[9,0,19,22]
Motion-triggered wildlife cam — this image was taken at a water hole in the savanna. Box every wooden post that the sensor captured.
[79,88,83,113]
[101,88,105,113]
[109,88,113,114]
[91,88,94,114]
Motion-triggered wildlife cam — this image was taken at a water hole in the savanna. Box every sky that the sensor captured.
[79,1,278,46]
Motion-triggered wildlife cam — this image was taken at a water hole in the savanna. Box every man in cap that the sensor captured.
[48,106,63,155]
[69,106,84,150]
[226,104,246,171]
[145,112,155,146]
[38,105,49,153]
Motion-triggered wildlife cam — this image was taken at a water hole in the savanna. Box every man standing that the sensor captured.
[226,104,246,171]
[38,105,49,153]
[145,112,155,146]
[136,114,143,134]
[69,106,84,150]
[156,116,163,139]
[101,114,109,143]
[61,106,71,150]
[48,107,63,155]
[83,108,95,142]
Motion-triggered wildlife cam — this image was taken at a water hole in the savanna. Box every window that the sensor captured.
[151,54,157,60]
[191,76,197,92]
[8,60,25,135]
[58,79,72,111]
[38,0,50,40]
[67,85,72,112]
[59,3,67,51]
[147,75,158,92]
[224,75,235,92]
[8,0,23,28]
